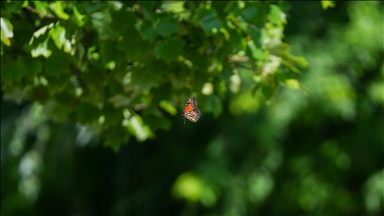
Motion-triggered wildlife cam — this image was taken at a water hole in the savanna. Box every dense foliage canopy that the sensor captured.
[1,1,383,215]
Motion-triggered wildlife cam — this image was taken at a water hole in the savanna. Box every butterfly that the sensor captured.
[182,96,201,124]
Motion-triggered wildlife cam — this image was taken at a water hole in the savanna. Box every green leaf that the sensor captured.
[143,112,172,131]
[321,1,335,10]
[285,79,300,90]
[267,5,286,26]
[261,75,278,101]
[185,50,209,69]
[50,2,69,20]
[26,59,43,76]
[159,100,177,115]
[103,125,130,152]
[108,94,132,108]
[161,2,185,13]
[126,115,152,142]
[73,5,86,27]
[155,37,185,62]
[1,17,14,46]
[140,21,157,41]
[100,40,124,67]
[156,15,180,37]
[29,23,55,58]
[138,1,158,22]
[117,25,151,61]
[45,74,69,94]
[2,86,28,104]
[193,7,222,34]
[131,62,166,91]
[102,105,124,129]
[1,57,23,82]
[240,2,267,27]
[4,1,25,13]
[84,2,106,14]
[251,83,261,96]
[50,24,67,50]
[247,24,262,48]
[31,39,52,58]
[206,95,222,118]
[30,85,50,103]
[44,50,71,76]
[77,102,101,122]
[34,2,50,18]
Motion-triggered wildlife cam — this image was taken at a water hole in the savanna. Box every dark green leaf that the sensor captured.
[247,24,262,48]
[156,15,180,37]
[155,37,185,62]
[205,95,222,118]
[193,7,222,34]
[44,49,71,76]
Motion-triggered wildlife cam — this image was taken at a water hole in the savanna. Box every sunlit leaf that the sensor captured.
[159,100,177,115]
[267,5,286,26]
[34,1,50,18]
[321,1,335,10]
[0,18,13,46]
[73,5,86,27]
[50,24,66,50]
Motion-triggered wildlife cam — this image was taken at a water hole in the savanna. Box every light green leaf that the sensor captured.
[159,100,177,115]
[172,172,203,202]
[34,1,50,18]
[285,79,300,90]
[126,115,152,142]
[1,18,14,46]
[50,24,66,50]
[31,39,52,58]
[321,1,335,10]
[160,2,185,13]
[267,5,286,26]
[73,5,86,27]
[50,2,69,20]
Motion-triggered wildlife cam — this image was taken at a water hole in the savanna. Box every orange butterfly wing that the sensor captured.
[183,96,201,124]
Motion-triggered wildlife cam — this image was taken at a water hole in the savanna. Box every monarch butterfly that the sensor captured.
[182,96,201,124]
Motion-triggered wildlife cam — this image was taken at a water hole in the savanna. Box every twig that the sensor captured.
[25,5,56,19]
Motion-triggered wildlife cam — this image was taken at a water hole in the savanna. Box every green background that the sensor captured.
[1,1,383,215]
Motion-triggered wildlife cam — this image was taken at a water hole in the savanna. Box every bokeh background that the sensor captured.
[1,1,383,216]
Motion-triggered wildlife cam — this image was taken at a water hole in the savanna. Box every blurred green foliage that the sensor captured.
[1,1,383,216]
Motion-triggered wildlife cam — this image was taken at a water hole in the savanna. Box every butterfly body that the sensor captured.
[182,96,201,124]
